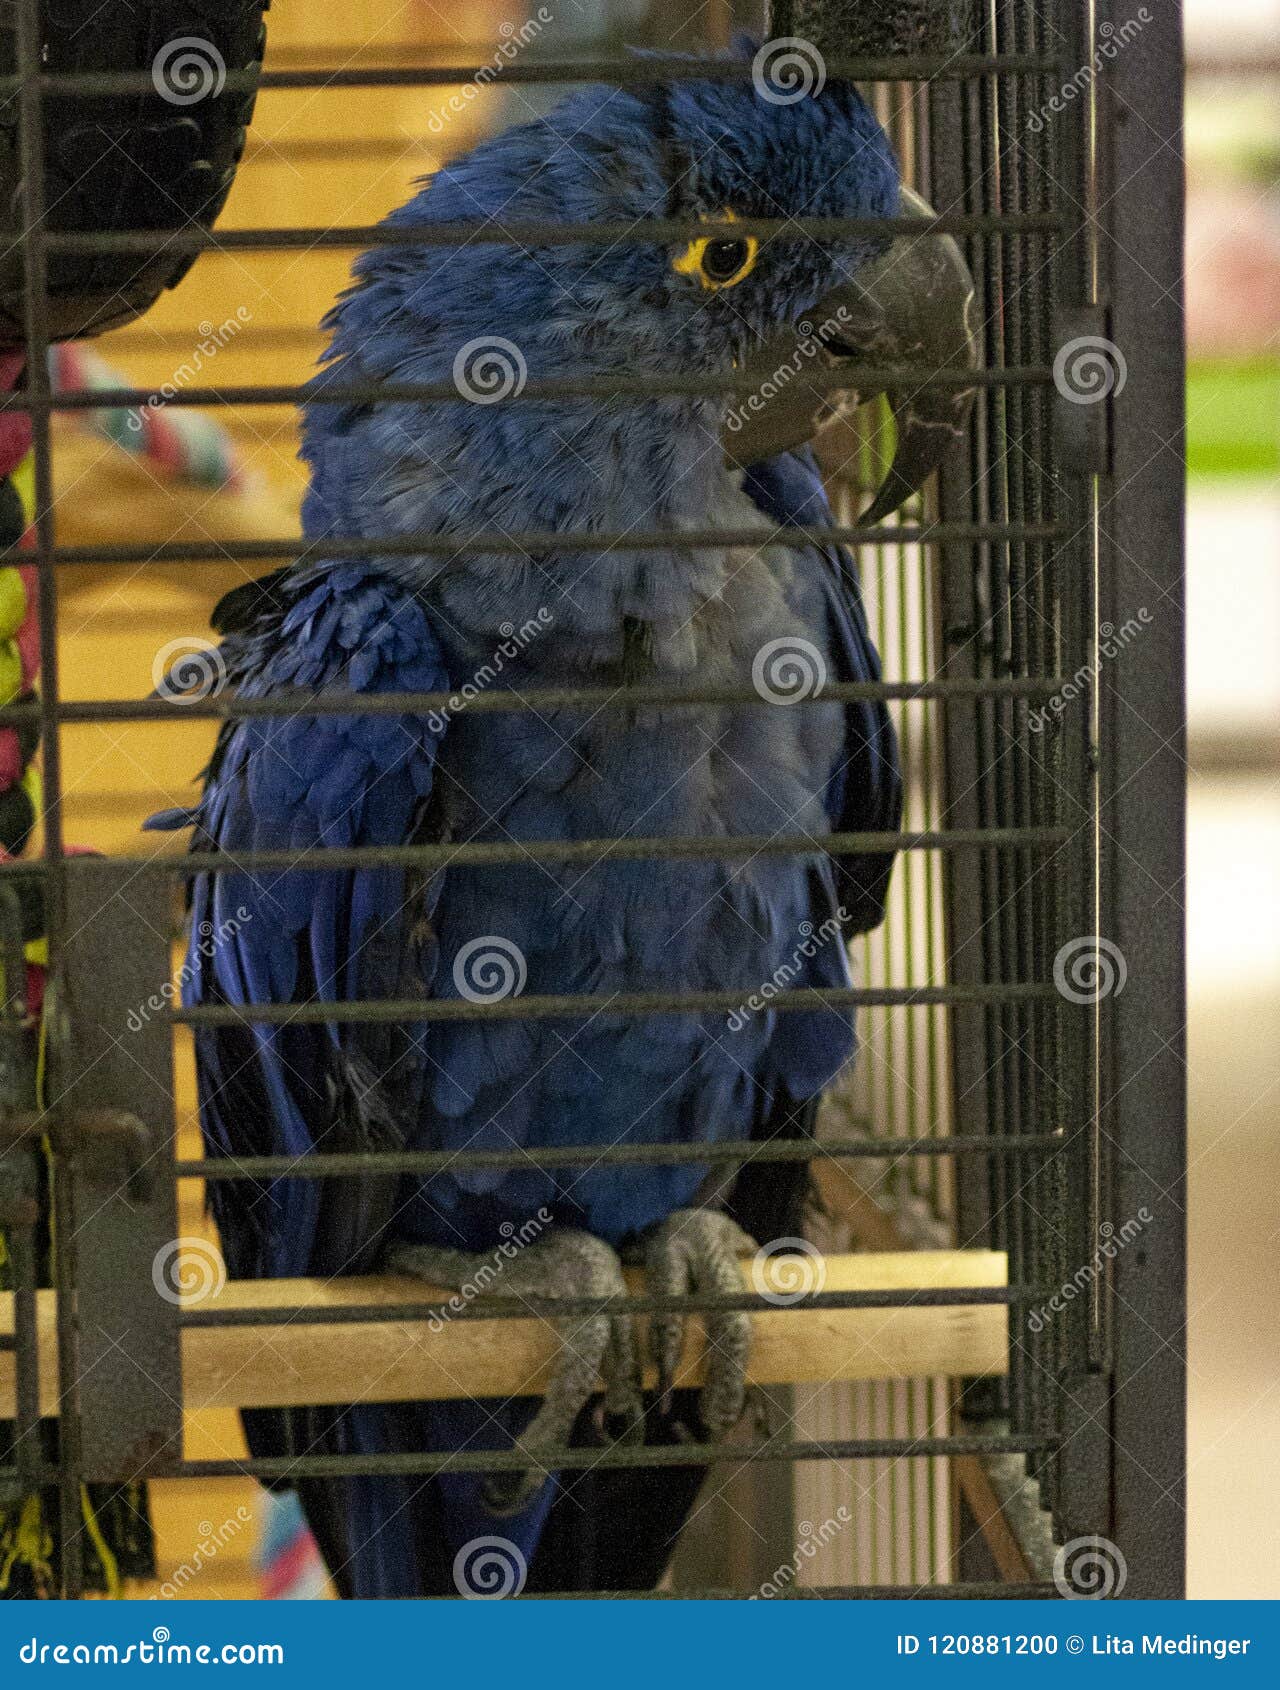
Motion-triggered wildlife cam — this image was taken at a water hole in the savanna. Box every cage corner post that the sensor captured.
[1094,0,1188,1602]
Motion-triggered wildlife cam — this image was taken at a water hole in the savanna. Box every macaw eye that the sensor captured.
[702,238,753,285]
[672,221,759,291]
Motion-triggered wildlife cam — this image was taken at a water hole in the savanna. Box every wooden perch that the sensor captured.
[1,1250,1006,1419]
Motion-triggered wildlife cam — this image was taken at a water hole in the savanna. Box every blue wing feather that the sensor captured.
[149,563,449,1283]
[744,447,903,931]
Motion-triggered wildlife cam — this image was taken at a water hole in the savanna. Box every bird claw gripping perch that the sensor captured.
[643,1208,758,1441]
[386,1230,644,1517]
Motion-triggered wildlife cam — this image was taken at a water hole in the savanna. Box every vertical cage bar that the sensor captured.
[5,1187,42,1495]
[1093,0,1187,1600]
[1047,0,1116,1550]
[14,0,83,1599]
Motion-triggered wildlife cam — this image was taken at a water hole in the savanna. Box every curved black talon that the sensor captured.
[387,1228,641,1518]
[643,1207,758,1442]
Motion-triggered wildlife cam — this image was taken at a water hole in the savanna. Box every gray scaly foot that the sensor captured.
[386,1228,643,1515]
[644,1207,757,1439]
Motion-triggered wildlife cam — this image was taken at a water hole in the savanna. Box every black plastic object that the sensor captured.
[0,2,269,348]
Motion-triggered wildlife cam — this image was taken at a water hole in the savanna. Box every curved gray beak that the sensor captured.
[724,188,979,520]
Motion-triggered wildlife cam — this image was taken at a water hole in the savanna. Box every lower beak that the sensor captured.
[724,188,979,521]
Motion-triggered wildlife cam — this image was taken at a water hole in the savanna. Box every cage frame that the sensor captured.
[0,0,1186,1600]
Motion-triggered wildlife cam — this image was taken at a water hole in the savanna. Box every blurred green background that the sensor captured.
[1182,0,1279,1601]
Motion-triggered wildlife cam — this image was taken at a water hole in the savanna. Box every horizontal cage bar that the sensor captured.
[31,214,1058,261]
[34,521,1068,568]
[173,982,1058,1028]
[179,1286,1043,1331]
[158,1431,1054,1483]
[13,367,1043,417]
[175,1132,1063,1181]
[9,53,1064,100]
[0,828,1067,881]
[0,676,1071,734]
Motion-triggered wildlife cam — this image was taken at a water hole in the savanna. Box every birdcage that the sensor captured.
[0,0,1185,1601]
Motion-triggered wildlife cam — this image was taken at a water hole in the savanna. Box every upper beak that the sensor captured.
[724,188,979,521]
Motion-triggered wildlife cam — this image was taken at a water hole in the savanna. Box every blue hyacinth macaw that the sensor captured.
[151,54,974,1597]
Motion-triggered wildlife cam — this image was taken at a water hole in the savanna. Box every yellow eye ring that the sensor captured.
[672,213,759,291]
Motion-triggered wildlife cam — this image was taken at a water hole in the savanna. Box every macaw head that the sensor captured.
[303,55,975,531]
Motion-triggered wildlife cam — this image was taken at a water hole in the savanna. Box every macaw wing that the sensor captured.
[743,447,903,935]
[148,563,449,1282]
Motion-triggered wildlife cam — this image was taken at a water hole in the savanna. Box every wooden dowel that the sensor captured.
[0,1250,1007,1418]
